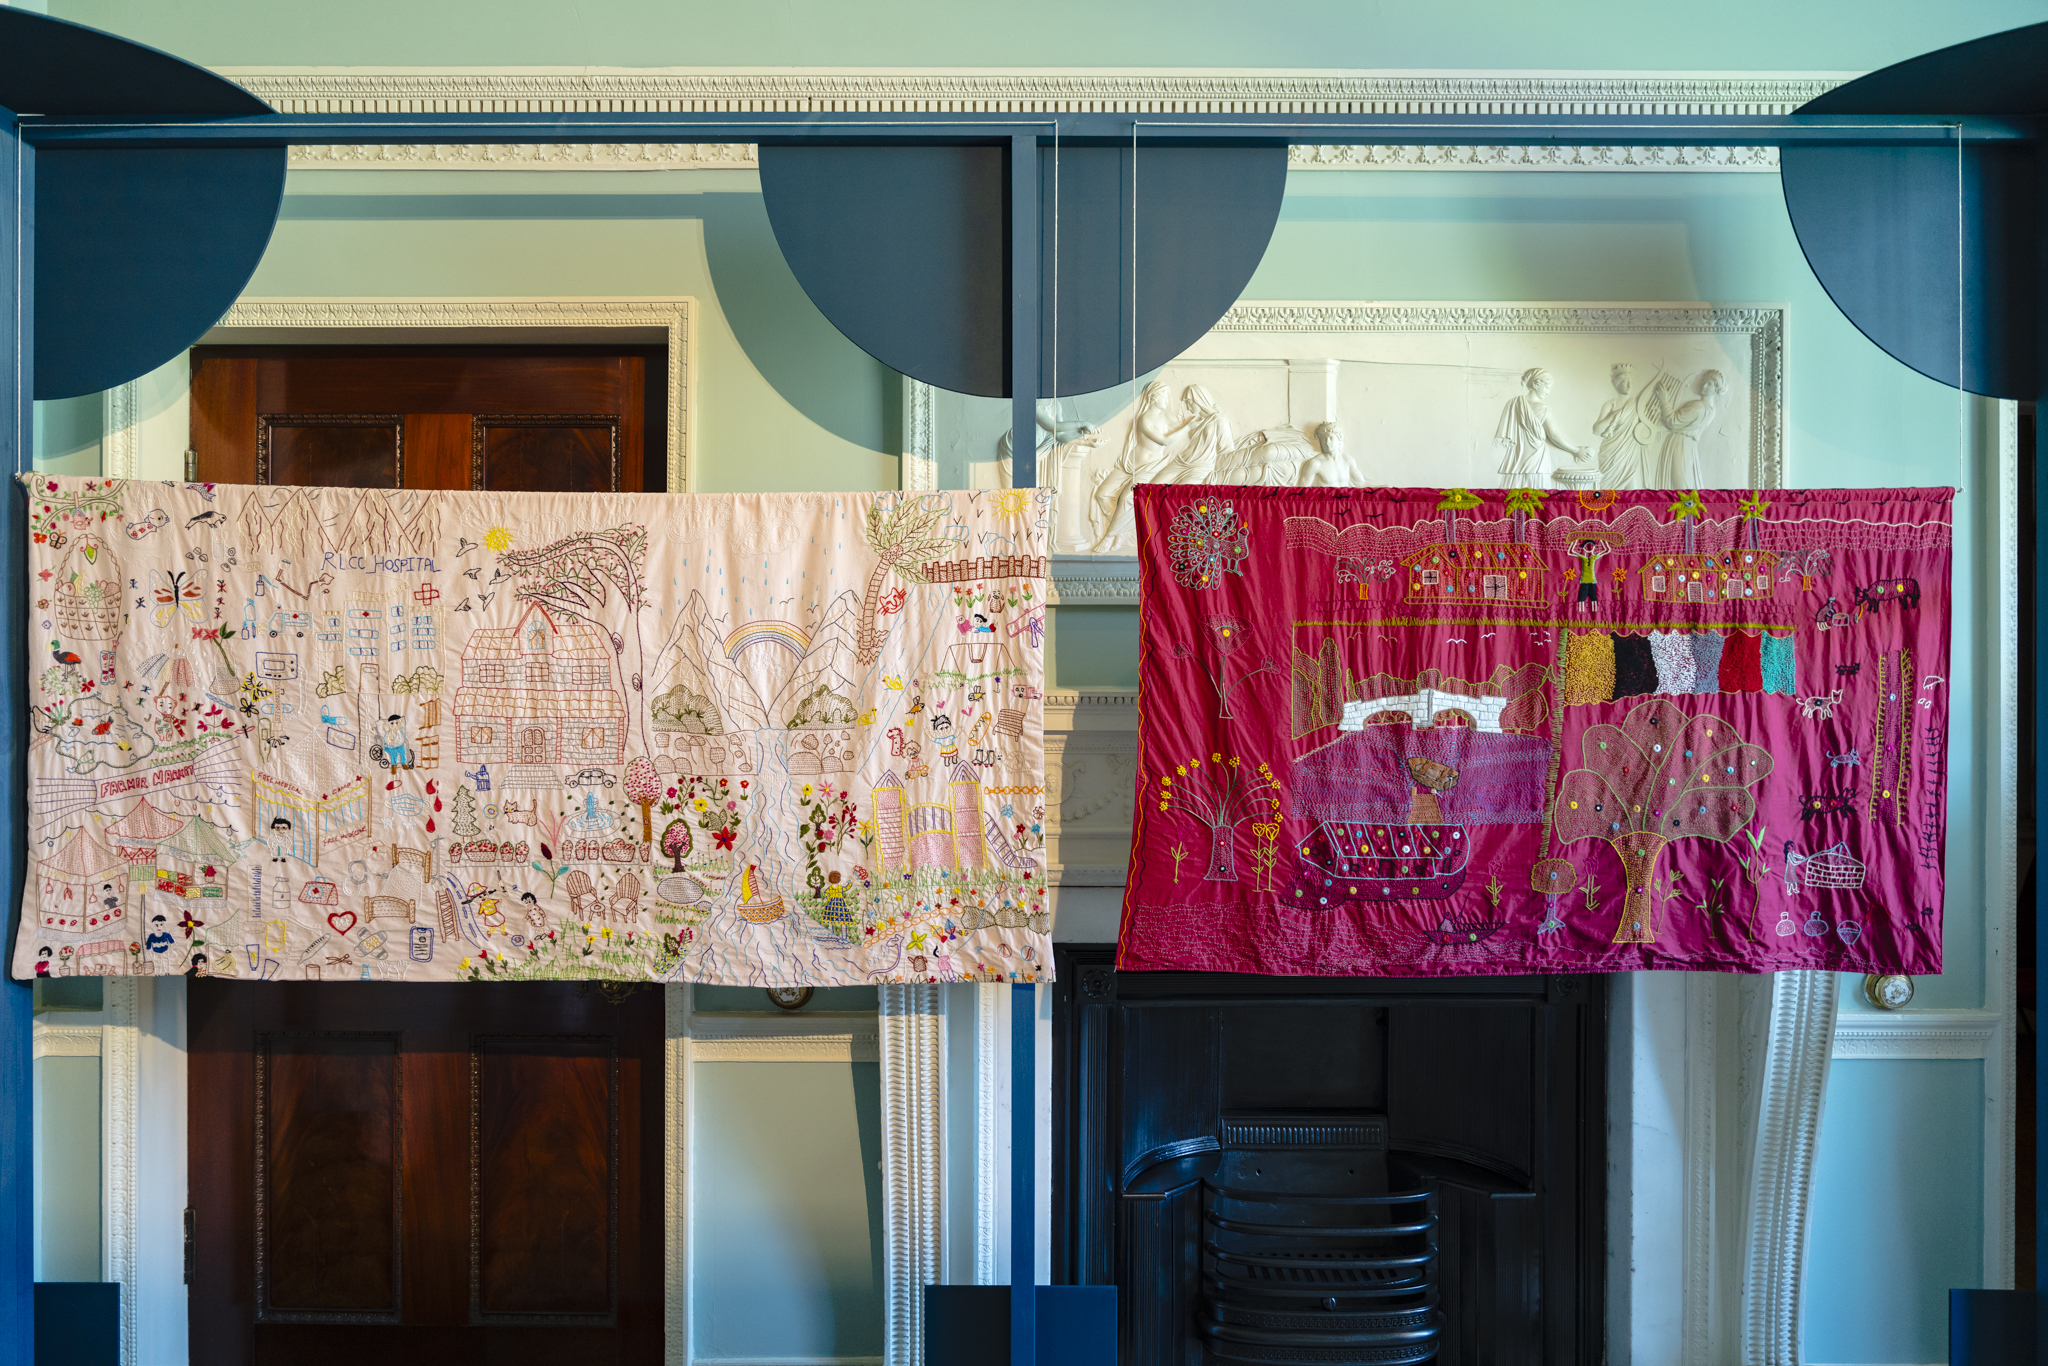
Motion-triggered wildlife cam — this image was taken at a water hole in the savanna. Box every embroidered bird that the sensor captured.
[462,566,481,580]
[456,537,481,556]
[185,510,226,529]
[453,598,472,612]
[50,642,82,667]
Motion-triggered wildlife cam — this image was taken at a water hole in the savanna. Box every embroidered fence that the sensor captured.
[1118,485,1951,976]
[13,477,1051,985]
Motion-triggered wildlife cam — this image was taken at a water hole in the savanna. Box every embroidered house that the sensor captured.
[872,762,985,877]
[1642,550,1779,603]
[1401,543,1544,606]
[451,605,626,767]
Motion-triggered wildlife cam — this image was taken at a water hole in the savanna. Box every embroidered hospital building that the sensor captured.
[451,604,626,767]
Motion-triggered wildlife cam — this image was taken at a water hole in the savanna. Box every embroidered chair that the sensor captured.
[608,872,642,922]
[562,869,602,922]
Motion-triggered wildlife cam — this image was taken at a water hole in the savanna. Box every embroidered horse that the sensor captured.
[1797,688,1845,720]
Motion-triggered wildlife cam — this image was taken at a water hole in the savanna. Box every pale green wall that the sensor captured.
[32,1055,100,1282]
[248,171,898,493]
[691,1060,885,1361]
[45,0,2047,73]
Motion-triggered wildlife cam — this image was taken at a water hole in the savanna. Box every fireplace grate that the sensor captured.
[1198,1185,1441,1364]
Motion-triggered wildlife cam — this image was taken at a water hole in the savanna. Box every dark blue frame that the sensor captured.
[1,85,2039,1366]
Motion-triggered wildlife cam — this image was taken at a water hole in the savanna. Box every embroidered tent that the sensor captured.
[37,819,125,936]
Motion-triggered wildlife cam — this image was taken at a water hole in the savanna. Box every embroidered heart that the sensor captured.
[327,909,358,935]
[1836,921,1861,947]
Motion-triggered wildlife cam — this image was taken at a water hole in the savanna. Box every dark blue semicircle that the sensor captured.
[35,146,288,400]
[0,8,271,117]
[1782,22,2046,399]
[1797,19,2048,116]
[760,142,1287,398]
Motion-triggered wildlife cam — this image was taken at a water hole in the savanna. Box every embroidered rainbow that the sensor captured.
[722,619,811,662]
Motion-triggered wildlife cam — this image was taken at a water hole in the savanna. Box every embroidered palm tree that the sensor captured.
[1437,487,1484,544]
[1737,488,1770,549]
[857,497,957,665]
[500,524,653,753]
[1502,487,1549,545]
[1552,697,1771,943]
[1668,489,1706,553]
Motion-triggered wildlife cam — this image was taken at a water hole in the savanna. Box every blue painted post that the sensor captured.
[0,106,33,1366]
[1008,133,1039,491]
[1011,981,1035,1366]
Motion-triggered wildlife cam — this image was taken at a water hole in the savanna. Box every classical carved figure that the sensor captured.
[1645,369,1725,488]
[1297,423,1363,487]
[994,398,1101,489]
[1160,384,1234,483]
[1089,380,1184,551]
[1494,367,1591,488]
[1591,363,1655,490]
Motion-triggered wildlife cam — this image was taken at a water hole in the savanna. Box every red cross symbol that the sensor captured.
[413,582,441,605]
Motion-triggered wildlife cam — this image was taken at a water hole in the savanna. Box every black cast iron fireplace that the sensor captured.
[1053,947,1606,1365]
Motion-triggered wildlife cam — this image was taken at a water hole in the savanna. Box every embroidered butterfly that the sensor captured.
[149,568,205,629]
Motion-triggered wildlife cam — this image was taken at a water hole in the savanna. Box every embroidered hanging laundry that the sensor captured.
[13,477,1051,985]
[1116,485,1951,977]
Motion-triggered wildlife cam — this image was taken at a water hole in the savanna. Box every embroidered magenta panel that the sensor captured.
[1117,485,1952,977]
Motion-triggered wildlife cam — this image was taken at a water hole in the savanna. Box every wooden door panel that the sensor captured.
[404,413,471,492]
[475,1037,616,1318]
[263,355,625,415]
[191,347,661,493]
[476,418,619,493]
[257,416,403,489]
[190,982,663,1364]
[257,1034,402,1319]
[191,354,258,485]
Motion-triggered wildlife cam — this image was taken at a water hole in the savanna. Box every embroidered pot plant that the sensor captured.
[1552,697,1771,944]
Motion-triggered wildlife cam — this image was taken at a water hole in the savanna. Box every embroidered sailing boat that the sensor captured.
[735,863,787,924]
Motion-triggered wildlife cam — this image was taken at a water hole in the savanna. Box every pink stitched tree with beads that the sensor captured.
[624,757,661,843]
[1155,754,1278,882]
[661,818,694,873]
[1552,697,1771,944]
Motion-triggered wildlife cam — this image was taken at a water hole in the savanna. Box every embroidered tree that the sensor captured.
[1437,487,1484,543]
[1174,614,1281,720]
[857,497,958,665]
[449,784,480,840]
[623,757,661,843]
[1503,487,1549,544]
[1154,754,1278,882]
[661,817,693,872]
[1552,698,1772,944]
[1167,498,1250,590]
[500,525,653,751]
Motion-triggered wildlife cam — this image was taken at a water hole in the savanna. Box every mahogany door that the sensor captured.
[188,347,666,493]
[187,980,665,1366]
[185,346,669,1363]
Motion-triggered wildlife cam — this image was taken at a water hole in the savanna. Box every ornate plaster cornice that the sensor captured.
[284,140,1780,174]
[689,1031,880,1062]
[223,67,1846,117]
[1831,1008,1999,1059]
[1290,143,1776,171]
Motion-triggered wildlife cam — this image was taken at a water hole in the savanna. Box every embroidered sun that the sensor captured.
[483,526,513,552]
